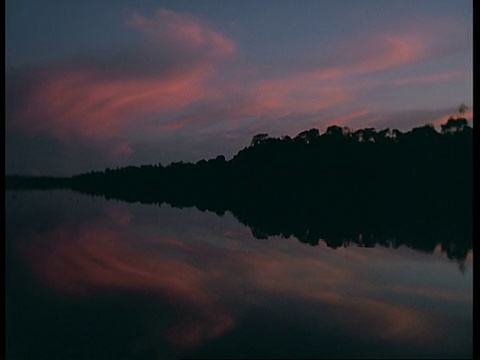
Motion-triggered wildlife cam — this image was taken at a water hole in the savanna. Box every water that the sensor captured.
[5,190,473,359]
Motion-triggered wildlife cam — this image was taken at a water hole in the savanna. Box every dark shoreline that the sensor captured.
[6,120,473,260]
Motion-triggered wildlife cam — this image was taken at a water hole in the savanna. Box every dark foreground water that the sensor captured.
[6,190,472,359]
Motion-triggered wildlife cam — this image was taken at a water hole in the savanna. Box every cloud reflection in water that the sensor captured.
[15,198,472,356]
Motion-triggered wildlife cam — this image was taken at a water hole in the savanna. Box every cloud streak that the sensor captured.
[9,8,236,161]
[6,9,471,172]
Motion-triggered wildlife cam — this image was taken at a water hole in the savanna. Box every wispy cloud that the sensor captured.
[9,8,236,161]
[218,19,469,134]
[6,9,471,172]
[126,8,236,59]
[391,70,465,86]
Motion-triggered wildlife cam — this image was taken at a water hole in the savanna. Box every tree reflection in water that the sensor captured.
[5,191,472,359]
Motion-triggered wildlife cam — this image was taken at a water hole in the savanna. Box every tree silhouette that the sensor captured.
[251,133,270,146]
[325,125,343,138]
[295,128,320,143]
[441,117,468,134]
[458,103,468,115]
[5,118,472,260]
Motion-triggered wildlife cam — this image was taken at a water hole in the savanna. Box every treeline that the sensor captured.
[5,117,473,260]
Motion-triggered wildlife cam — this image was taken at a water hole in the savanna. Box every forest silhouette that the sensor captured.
[6,117,472,261]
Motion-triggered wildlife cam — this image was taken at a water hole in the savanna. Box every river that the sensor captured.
[5,190,472,359]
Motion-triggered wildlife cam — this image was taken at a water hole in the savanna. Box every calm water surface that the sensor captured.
[6,190,472,359]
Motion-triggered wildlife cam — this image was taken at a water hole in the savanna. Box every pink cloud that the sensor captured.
[428,108,473,128]
[16,66,208,140]
[126,9,236,59]
[11,8,237,160]
[12,16,452,140]
[8,12,470,168]
[392,70,465,86]
[219,24,454,128]
[305,28,432,82]
[107,141,134,161]
[348,33,427,74]
[321,109,371,129]
[248,74,353,117]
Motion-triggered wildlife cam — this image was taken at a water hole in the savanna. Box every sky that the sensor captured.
[5,0,473,176]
